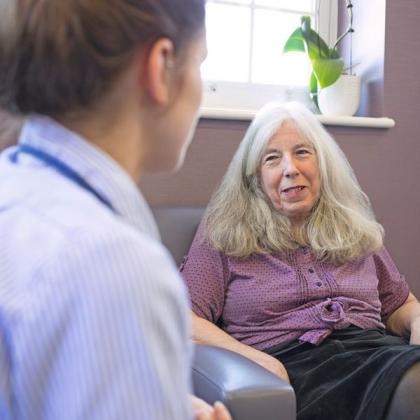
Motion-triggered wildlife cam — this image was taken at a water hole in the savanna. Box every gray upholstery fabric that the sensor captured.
[152,207,204,266]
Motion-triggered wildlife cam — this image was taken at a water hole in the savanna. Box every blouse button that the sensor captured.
[316,281,322,287]
[308,268,315,273]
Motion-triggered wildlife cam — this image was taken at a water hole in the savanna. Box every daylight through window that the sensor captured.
[201,0,337,114]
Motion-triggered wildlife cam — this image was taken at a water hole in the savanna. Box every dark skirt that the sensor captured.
[265,327,420,420]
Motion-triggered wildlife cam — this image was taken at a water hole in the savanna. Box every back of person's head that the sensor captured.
[0,108,23,151]
[0,0,205,116]
[205,101,384,264]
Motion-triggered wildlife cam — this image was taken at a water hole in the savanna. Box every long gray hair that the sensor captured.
[204,102,384,264]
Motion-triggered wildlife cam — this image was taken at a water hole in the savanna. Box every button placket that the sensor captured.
[298,249,324,290]
[307,266,323,287]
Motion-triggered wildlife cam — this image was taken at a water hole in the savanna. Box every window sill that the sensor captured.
[199,107,395,129]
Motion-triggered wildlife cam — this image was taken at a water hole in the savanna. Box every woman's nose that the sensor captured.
[283,156,299,178]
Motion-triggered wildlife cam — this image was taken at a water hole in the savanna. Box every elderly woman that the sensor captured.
[181,102,420,420]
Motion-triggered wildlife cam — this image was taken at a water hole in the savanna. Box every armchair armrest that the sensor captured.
[192,344,296,420]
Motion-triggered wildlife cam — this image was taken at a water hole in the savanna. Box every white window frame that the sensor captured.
[201,0,338,117]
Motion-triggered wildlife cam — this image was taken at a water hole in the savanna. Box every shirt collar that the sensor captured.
[18,115,160,240]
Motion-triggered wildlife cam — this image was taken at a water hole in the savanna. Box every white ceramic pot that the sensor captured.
[318,74,361,116]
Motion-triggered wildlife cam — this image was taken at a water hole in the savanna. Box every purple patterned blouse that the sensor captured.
[180,228,409,351]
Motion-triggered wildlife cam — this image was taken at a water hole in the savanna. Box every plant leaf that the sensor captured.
[309,72,319,109]
[300,16,330,60]
[283,28,305,53]
[313,57,344,89]
[329,48,341,59]
[282,15,345,95]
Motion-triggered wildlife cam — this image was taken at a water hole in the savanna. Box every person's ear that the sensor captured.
[142,37,175,105]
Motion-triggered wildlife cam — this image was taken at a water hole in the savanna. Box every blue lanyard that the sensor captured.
[11,144,116,212]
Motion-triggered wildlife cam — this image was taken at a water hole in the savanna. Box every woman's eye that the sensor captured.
[296,149,310,155]
[265,155,278,162]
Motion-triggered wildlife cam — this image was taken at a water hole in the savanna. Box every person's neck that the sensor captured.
[291,221,307,246]
[57,106,145,182]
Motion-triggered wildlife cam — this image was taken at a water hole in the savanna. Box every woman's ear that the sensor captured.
[141,38,175,105]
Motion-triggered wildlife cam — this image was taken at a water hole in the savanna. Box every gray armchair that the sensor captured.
[153,207,296,420]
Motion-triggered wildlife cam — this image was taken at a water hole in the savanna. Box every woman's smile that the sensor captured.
[281,185,307,199]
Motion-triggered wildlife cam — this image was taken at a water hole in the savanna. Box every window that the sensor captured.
[201,0,338,115]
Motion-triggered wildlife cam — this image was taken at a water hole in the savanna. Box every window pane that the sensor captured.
[202,3,251,82]
[255,0,315,13]
[252,10,312,85]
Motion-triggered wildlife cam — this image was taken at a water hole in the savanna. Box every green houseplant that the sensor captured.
[283,1,354,109]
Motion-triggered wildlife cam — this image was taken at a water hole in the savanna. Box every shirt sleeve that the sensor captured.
[180,222,228,324]
[19,227,193,420]
[374,246,410,321]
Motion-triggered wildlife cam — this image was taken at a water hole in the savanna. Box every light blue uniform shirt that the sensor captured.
[0,116,193,420]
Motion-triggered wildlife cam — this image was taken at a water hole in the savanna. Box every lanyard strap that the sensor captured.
[12,144,116,212]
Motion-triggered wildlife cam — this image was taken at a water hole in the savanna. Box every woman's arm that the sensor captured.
[192,312,290,383]
[386,292,420,344]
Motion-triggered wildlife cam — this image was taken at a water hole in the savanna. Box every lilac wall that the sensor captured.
[338,0,385,117]
[141,0,420,294]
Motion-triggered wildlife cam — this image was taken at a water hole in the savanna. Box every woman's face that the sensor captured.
[260,121,321,227]
[145,31,207,172]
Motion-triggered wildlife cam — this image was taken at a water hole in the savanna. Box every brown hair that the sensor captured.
[0,0,205,116]
[0,108,23,150]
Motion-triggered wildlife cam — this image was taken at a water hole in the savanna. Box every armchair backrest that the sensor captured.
[152,207,204,267]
